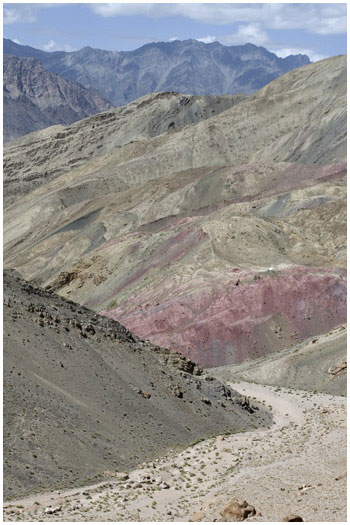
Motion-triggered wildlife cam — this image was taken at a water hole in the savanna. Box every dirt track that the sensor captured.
[4,381,346,522]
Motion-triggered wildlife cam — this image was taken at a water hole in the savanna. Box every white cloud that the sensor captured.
[4,7,36,24]
[3,8,20,24]
[42,40,76,52]
[314,16,348,35]
[196,36,217,44]
[220,23,269,47]
[271,47,328,63]
[43,39,56,52]
[168,37,179,42]
[91,3,156,18]
[90,3,346,35]
[12,38,22,45]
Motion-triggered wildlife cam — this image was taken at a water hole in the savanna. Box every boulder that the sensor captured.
[220,500,256,521]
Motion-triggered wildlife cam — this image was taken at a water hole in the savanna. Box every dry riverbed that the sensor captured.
[4,382,346,522]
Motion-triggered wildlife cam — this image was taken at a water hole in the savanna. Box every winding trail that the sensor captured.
[4,382,346,522]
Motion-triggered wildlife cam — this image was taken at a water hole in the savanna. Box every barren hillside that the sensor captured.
[3,55,346,367]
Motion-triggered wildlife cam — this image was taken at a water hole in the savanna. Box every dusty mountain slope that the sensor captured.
[4,91,246,204]
[4,56,345,203]
[212,325,347,396]
[3,270,270,500]
[3,54,112,142]
[3,55,346,367]
[3,38,310,106]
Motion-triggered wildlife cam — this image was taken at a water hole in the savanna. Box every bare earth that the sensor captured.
[4,381,346,522]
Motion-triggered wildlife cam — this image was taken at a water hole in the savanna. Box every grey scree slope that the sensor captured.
[4,270,271,499]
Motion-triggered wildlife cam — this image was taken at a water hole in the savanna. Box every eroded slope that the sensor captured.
[4,91,246,204]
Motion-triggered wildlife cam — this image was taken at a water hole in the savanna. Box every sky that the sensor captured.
[3,2,347,62]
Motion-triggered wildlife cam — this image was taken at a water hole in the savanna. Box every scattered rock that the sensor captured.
[239,396,256,414]
[190,509,206,521]
[335,472,347,481]
[298,484,312,491]
[137,389,151,399]
[172,385,183,398]
[47,271,78,291]
[44,505,61,514]
[283,515,304,522]
[328,360,347,375]
[132,471,153,484]
[115,472,129,481]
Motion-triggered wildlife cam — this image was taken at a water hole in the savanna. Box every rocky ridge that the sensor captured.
[4,38,310,106]
[3,54,112,142]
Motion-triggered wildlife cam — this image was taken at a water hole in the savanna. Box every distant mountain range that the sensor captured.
[4,54,112,142]
[4,38,310,107]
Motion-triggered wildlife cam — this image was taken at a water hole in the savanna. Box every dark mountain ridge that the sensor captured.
[3,38,310,106]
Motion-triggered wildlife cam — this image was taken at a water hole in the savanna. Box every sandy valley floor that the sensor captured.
[4,380,346,522]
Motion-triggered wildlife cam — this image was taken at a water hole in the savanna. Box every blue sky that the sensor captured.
[3,3,347,62]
